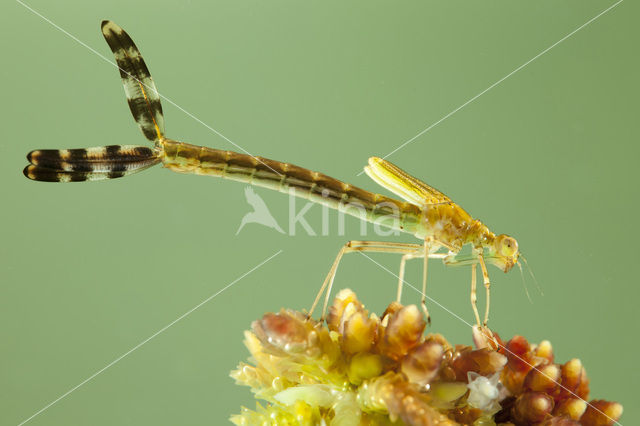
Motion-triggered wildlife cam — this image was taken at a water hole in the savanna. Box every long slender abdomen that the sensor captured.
[161,140,422,234]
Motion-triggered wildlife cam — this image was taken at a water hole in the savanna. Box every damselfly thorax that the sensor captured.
[24,21,520,328]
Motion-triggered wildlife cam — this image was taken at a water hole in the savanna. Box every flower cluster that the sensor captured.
[230,289,622,425]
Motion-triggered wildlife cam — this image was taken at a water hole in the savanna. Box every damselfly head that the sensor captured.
[488,234,519,272]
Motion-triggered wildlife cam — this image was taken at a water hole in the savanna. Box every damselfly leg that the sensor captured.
[443,250,493,328]
[310,240,450,324]
[477,253,492,327]
[397,252,422,302]
[309,241,423,320]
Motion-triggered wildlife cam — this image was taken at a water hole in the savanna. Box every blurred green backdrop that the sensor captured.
[1,0,637,424]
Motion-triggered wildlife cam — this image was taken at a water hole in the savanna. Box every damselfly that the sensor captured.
[24,21,521,327]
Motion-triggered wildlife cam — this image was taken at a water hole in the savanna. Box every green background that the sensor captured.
[1,1,637,424]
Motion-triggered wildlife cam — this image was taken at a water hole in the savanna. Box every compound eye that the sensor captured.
[500,236,518,257]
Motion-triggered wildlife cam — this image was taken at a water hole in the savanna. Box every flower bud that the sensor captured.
[378,305,425,360]
[401,339,444,387]
[512,391,554,423]
[553,398,586,420]
[580,400,623,426]
[523,363,560,393]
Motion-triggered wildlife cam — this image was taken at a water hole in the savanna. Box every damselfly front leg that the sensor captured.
[442,249,494,327]
[420,239,433,324]
[470,263,480,326]
[477,252,492,327]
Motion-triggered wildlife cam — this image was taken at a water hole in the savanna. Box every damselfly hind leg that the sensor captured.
[421,239,433,325]
[397,251,423,303]
[308,241,423,320]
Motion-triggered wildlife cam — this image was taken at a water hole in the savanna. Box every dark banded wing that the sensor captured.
[101,20,165,142]
[23,145,161,182]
